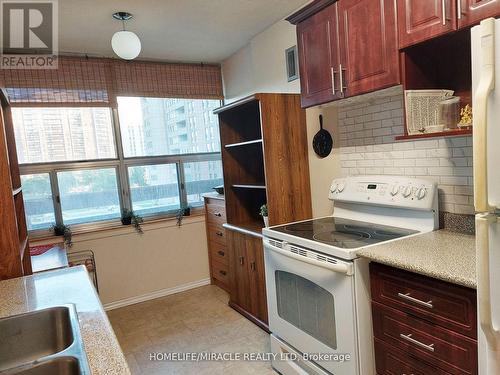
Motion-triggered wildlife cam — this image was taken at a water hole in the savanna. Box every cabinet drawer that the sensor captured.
[375,338,452,375]
[209,241,228,266]
[373,302,477,375]
[370,263,477,339]
[211,260,229,285]
[207,224,226,245]
[206,203,226,225]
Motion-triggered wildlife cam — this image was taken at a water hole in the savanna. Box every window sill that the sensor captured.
[29,208,205,244]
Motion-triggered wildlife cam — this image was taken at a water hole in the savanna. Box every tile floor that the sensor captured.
[107,285,277,375]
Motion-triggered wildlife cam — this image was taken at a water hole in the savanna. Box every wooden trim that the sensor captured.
[395,129,472,140]
[286,0,337,25]
[229,300,270,333]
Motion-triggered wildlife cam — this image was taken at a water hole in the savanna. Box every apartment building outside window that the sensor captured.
[15,98,223,233]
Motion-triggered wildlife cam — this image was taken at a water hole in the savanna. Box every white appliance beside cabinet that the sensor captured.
[263,176,439,375]
[472,17,500,375]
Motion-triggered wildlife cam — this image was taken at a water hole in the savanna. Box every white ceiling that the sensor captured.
[58,0,307,63]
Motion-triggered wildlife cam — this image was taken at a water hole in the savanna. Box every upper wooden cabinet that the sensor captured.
[338,0,400,97]
[458,0,500,28]
[397,0,458,48]
[288,0,400,108]
[296,4,341,107]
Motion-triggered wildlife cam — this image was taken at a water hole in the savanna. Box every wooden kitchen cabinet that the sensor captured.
[397,0,458,48]
[296,3,341,107]
[288,0,400,107]
[458,0,500,28]
[337,0,400,97]
[226,229,268,327]
[370,263,478,375]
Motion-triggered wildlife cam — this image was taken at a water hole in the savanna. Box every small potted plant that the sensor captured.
[121,209,144,234]
[176,204,191,226]
[52,224,72,248]
[260,204,269,227]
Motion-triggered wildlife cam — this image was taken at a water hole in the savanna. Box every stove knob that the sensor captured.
[390,184,399,196]
[417,187,427,200]
[330,183,338,193]
[402,185,412,198]
[337,182,345,192]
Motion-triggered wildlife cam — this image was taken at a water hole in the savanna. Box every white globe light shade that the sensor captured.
[111,30,141,60]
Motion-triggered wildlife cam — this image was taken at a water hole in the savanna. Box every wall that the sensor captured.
[33,216,211,308]
[336,87,474,215]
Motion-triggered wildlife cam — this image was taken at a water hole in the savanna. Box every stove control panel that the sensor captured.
[328,176,437,211]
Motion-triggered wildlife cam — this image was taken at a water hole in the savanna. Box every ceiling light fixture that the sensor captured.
[111,12,141,60]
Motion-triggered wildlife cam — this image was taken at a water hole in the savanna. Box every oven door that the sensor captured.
[264,238,359,375]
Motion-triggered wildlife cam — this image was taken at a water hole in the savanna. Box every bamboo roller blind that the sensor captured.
[0,56,223,106]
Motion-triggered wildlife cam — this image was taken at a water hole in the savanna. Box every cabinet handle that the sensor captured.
[331,67,336,95]
[250,261,256,271]
[339,64,345,94]
[400,333,435,352]
[457,0,462,19]
[239,256,244,265]
[442,0,446,25]
[213,212,222,217]
[219,270,227,276]
[217,250,225,256]
[397,292,433,309]
[216,231,223,237]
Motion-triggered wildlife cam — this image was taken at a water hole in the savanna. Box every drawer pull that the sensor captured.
[400,333,435,352]
[398,292,433,309]
[219,270,227,276]
[213,212,222,217]
[239,256,244,265]
[217,250,225,256]
[215,231,223,237]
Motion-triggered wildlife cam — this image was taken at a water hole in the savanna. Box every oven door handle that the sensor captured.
[265,241,353,275]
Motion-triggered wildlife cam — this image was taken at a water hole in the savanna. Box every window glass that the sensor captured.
[117,97,220,157]
[12,107,116,164]
[21,173,55,230]
[184,160,223,206]
[128,164,180,216]
[58,168,121,225]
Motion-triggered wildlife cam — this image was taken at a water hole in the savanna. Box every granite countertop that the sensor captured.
[0,266,130,375]
[358,230,476,289]
[202,192,225,200]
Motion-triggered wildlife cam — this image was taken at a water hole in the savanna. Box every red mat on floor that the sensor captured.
[30,244,57,256]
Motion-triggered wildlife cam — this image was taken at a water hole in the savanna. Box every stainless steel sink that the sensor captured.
[0,305,90,375]
[2,358,80,375]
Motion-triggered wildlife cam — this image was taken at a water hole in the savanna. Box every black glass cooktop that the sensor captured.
[270,217,419,249]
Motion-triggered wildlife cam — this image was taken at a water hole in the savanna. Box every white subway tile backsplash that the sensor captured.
[338,91,473,215]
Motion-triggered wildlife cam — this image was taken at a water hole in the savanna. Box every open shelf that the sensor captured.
[232,184,266,190]
[225,139,263,149]
[396,128,472,141]
[12,186,22,196]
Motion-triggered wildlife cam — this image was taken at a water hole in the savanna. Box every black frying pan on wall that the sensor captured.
[313,114,333,158]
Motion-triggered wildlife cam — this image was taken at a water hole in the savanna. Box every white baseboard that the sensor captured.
[103,278,211,311]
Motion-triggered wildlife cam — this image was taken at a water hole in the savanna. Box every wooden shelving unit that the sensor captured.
[395,128,472,141]
[0,89,32,279]
[215,93,312,330]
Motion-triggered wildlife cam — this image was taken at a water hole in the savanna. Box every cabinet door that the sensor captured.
[397,0,457,48]
[338,0,400,97]
[458,0,500,28]
[297,4,341,108]
[227,231,251,312]
[246,236,268,324]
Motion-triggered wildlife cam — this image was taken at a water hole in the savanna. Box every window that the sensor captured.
[128,164,180,215]
[15,97,222,233]
[21,174,55,230]
[58,169,121,225]
[117,97,221,157]
[12,107,116,164]
[184,161,223,206]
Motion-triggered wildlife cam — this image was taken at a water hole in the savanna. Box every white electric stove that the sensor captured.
[262,176,439,375]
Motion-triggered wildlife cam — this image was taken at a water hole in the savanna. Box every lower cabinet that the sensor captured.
[370,263,478,375]
[226,229,268,330]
